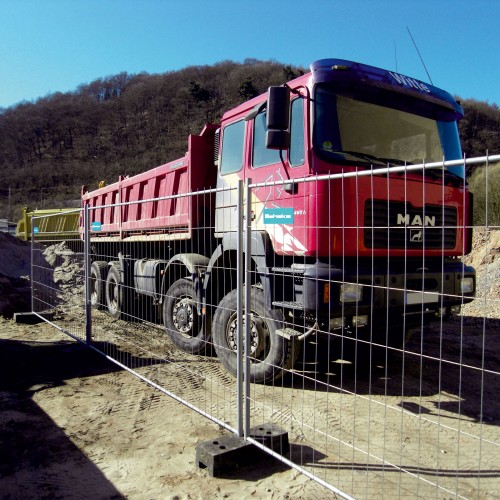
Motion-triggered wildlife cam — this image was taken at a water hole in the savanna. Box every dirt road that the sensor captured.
[0,317,327,499]
[1,229,499,499]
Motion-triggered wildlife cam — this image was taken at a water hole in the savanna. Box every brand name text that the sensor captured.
[396,214,436,226]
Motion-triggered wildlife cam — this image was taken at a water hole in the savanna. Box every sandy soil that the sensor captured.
[0,317,327,499]
[0,230,499,499]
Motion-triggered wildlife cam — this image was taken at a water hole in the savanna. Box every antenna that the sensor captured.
[394,40,398,72]
[407,26,433,85]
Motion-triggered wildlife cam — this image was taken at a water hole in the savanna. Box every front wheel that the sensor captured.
[212,287,299,384]
[163,278,210,354]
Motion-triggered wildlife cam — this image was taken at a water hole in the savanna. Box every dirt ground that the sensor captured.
[0,230,499,499]
[0,316,329,499]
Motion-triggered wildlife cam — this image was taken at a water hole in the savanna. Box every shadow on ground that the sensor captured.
[0,338,125,499]
[288,315,500,425]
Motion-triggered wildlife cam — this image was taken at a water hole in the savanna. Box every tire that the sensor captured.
[105,265,123,319]
[90,261,107,309]
[371,322,414,349]
[212,287,299,384]
[163,278,211,354]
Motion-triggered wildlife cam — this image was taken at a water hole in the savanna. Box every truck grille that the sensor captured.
[364,200,457,249]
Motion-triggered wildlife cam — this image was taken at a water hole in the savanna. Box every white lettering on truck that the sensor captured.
[388,72,431,93]
[397,213,436,226]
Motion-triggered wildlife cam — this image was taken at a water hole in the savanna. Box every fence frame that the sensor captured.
[29,154,500,499]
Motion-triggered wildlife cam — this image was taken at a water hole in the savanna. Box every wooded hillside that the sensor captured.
[0,59,498,220]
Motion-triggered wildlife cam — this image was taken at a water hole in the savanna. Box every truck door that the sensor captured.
[214,95,308,257]
[248,96,308,256]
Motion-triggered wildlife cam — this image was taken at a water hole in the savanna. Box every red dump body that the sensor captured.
[81,125,217,240]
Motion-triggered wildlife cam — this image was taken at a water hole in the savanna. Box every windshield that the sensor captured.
[314,83,464,178]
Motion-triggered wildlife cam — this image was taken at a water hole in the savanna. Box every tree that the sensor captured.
[189,81,211,103]
[459,98,500,159]
[238,76,258,100]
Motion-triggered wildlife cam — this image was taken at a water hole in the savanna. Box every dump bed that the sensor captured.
[16,207,80,241]
[81,125,217,241]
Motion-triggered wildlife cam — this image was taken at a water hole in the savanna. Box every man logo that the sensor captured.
[410,229,423,242]
[397,213,436,227]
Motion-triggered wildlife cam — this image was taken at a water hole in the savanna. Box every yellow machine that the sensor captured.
[16,207,80,241]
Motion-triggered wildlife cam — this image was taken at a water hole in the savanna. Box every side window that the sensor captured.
[220,120,245,175]
[289,98,305,167]
[252,97,305,169]
[252,111,281,168]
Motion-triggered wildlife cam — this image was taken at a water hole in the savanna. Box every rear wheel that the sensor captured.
[212,287,299,384]
[90,261,107,309]
[163,278,210,354]
[106,265,123,319]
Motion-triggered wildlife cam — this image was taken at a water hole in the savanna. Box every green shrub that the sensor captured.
[468,163,500,227]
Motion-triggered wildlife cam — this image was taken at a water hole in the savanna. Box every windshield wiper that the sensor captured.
[425,167,464,186]
[390,163,464,186]
[329,150,417,167]
[330,148,464,184]
[329,149,387,165]
[377,156,415,166]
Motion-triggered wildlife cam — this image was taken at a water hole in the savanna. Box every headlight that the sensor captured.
[330,317,345,330]
[352,315,369,327]
[340,283,363,303]
[460,276,474,294]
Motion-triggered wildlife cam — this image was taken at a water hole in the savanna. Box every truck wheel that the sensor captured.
[90,261,107,309]
[212,287,299,384]
[163,278,210,354]
[371,323,413,349]
[106,265,123,319]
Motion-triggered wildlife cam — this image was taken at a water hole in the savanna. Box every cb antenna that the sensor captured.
[407,26,433,85]
[394,40,398,72]
[394,40,398,73]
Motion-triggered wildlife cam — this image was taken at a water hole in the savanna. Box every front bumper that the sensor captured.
[299,259,475,323]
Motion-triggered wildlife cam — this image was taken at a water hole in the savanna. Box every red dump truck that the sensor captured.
[82,58,475,383]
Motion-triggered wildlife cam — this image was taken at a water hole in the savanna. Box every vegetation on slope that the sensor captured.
[0,60,305,219]
[0,59,498,224]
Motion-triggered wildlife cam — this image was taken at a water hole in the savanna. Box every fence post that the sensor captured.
[30,216,35,313]
[243,178,252,440]
[83,204,92,346]
[236,179,244,437]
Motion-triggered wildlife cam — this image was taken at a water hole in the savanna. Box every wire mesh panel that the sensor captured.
[241,157,499,499]
[31,209,86,341]
[82,184,244,433]
[30,155,499,499]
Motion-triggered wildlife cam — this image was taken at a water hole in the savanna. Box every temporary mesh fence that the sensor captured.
[31,154,499,499]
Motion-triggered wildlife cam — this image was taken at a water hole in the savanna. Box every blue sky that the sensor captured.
[1,0,499,109]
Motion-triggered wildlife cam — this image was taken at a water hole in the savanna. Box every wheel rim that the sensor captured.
[109,278,118,311]
[172,296,194,338]
[90,272,98,302]
[226,312,269,362]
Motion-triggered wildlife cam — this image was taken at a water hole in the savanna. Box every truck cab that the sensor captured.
[209,59,475,359]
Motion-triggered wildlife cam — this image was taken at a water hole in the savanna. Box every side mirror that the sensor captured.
[266,86,290,130]
[266,130,290,150]
[266,86,290,150]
